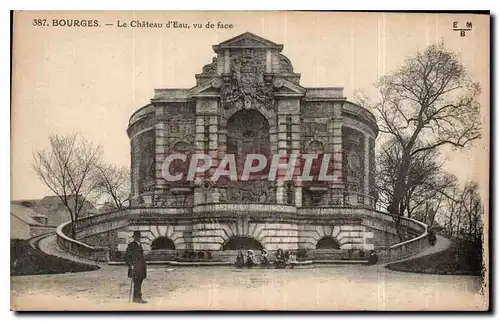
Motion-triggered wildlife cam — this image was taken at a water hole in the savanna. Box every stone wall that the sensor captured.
[82,229,120,249]
[111,221,375,252]
[298,224,374,250]
[117,224,192,252]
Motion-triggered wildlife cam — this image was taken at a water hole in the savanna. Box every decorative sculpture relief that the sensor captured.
[230,38,267,47]
[369,138,376,197]
[279,54,294,73]
[165,117,195,151]
[342,127,365,193]
[137,131,156,193]
[220,49,274,111]
[301,122,328,150]
[202,57,217,74]
[227,181,274,203]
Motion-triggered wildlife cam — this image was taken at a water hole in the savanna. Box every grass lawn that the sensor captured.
[386,237,484,276]
[11,237,99,276]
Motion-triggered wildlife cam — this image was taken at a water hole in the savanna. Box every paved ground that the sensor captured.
[11,264,487,311]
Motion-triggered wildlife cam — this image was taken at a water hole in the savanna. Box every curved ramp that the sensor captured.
[12,233,99,275]
[389,235,451,264]
[38,233,105,267]
[383,234,452,269]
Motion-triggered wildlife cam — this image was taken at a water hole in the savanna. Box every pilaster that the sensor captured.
[364,133,370,206]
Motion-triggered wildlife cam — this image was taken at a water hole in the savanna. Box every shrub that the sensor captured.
[297,249,307,260]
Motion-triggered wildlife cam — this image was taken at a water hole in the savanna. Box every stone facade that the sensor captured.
[123,33,380,257]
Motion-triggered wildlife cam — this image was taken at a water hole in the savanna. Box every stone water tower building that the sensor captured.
[123,32,382,256]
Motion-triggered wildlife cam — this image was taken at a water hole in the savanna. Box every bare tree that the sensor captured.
[33,134,103,238]
[442,184,463,237]
[367,42,481,237]
[94,163,130,210]
[435,179,483,243]
[460,181,483,243]
[376,137,453,225]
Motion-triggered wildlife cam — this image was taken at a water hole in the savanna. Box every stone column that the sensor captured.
[276,99,301,205]
[331,102,344,186]
[295,185,302,207]
[276,180,285,204]
[193,115,205,205]
[328,101,344,203]
[155,107,167,192]
[208,114,220,202]
[364,133,370,206]
[276,114,287,204]
[194,99,220,204]
[130,138,140,205]
[218,124,227,174]
[291,114,302,207]
[224,50,230,74]
[266,49,272,73]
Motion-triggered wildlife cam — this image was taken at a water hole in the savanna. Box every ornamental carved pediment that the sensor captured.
[214,32,281,50]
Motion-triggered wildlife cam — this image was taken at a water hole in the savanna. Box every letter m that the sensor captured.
[466,22,473,29]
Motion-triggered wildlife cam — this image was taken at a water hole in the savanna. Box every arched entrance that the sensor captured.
[222,236,264,251]
[316,236,340,249]
[151,237,176,250]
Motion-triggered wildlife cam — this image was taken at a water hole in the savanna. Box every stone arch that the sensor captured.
[221,109,273,188]
[146,225,184,249]
[217,219,267,248]
[311,225,341,245]
[221,236,264,251]
[151,236,176,250]
[226,109,270,153]
[220,104,277,129]
[220,106,277,154]
[316,236,340,249]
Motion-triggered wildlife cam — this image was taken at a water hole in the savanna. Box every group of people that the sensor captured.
[235,248,298,269]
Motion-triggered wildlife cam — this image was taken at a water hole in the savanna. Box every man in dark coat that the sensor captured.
[124,231,147,303]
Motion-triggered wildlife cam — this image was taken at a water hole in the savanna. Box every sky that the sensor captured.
[11,11,490,201]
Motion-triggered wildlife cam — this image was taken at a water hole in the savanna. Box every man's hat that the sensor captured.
[133,231,141,238]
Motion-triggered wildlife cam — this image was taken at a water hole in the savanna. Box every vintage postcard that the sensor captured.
[10,11,490,311]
